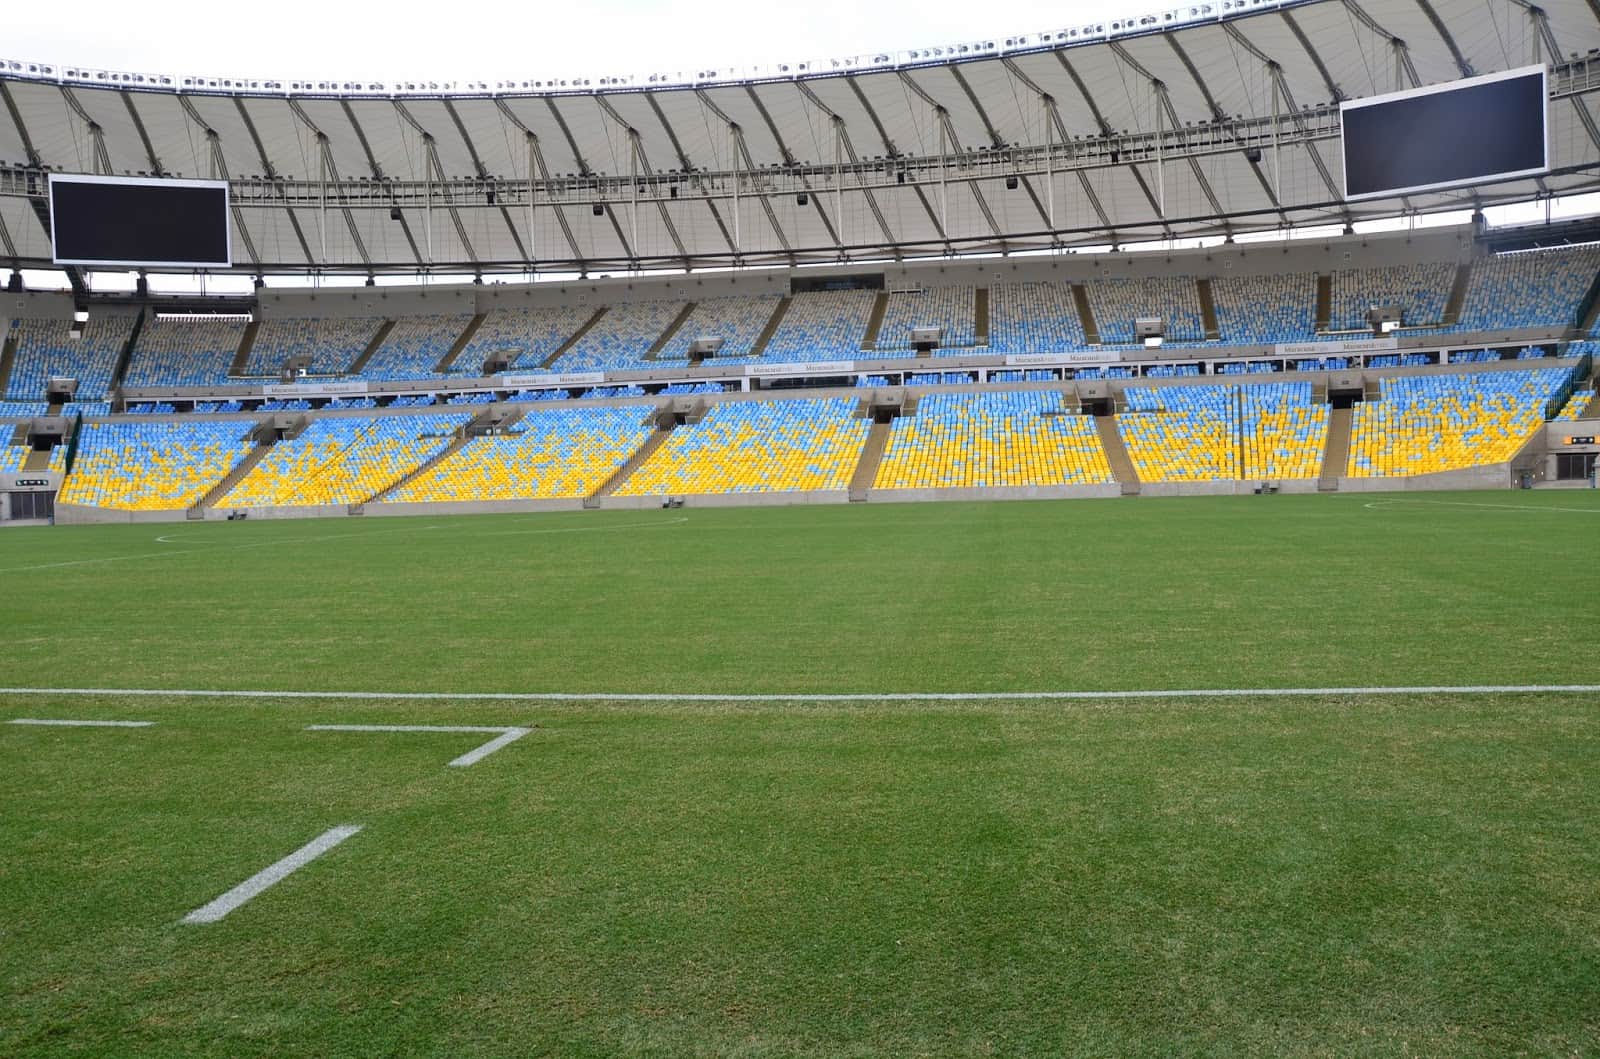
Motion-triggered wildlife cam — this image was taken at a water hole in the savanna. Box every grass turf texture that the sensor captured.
[1,492,1598,1055]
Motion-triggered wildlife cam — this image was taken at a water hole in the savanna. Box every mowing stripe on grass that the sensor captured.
[305,724,532,766]
[8,717,155,727]
[182,825,363,924]
[3,684,1598,703]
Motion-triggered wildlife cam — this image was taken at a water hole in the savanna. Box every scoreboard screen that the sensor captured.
[49,174,231,268]
[1341,65,1547,201]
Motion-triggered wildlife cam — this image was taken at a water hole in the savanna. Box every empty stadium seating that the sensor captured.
[1452,247,1600,332]
[987,282,1086,353]
[1347,368,1572,476]
[615,398,867,495]
[391,406,656,502]
[1554,389,1595,420]
[60,421,255,510]
[876,287,978,352]
[216,413,470,506]
[4,317,134,400]
[1328,262,1453,331]
[1087,278,1204,344]
[1211,274,1317,345]
[654,295,781,363]
[873,391,1113,489]
[1118,383,1328,481]
[553,301,686,372]
[242,317,383,377]
[359,315,473,380]
[0,442,65,474]
[761,290,875,362]
[458,305,596,372]
[124,317,244,387]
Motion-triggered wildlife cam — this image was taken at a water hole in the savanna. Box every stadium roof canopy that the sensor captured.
[1,0,1598,277]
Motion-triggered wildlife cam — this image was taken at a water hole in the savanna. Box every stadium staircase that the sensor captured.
[1196,278,1221,341]
[748,296,791,356]
[645,302,698,361]
[1314,274,1332,332]
[540,307,608,370]
[848,421,893,501]
[860,292,890,351]
[190,437,276,516]
[974,288,989,347]
[1318,407,1354,491]
[346,320,395,375]
[1442,262,1471,327]
[584,418,676,507]
[229,320,261,376]
[1094,413,1140,495]
[109,308,146,391]
[1071,284,1101,345]
[0,331,16,394]
[22,448,51,472]
[432,313,486,373]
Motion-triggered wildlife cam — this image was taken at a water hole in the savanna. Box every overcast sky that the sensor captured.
[9,0,1133,82]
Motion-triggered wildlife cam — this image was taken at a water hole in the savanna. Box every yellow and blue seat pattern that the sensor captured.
[616,398,867,495]
[873,391,1112,488]
[1347,369,1573,476]
[1118,383,1328,481]
[391,406,655,501]
[217,413,470,507]
[60,421,254,510]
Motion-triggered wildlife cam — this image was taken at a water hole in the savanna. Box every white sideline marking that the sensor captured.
[8,717,154,727]
[2,684,1597,703]
[305,723,532,766]
[182,825,362,924]
[1363,499,1600,514]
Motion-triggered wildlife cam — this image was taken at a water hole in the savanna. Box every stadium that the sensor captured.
[1,0,1597,1054]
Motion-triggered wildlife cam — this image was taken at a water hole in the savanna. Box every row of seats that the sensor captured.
[124,317,244,387]
[1118,383,1328,481]
[877,286,978,351]
[360,314,474,380]
[1329,262,1453,331]
[615,398,867,495]
[4,317,134,401]
[216,413,471,507]
[1554,390,1596,420]
[874,391,1113,489]
[59,422,254,510]
[1347,369,1572,476]
[243,317,383,377]
[655,296,781,363]
[1212,273,1317,345]
[1089,277,1204,344]
[457,305,595,374]
[392,406,655,502]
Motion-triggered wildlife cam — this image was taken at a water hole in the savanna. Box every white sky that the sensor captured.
[9,0,1133,82]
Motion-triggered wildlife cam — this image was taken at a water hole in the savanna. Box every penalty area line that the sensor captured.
[8,717,155,727]
[182,825,362,924]
[2,684,1599,703]
[305,723,532,767]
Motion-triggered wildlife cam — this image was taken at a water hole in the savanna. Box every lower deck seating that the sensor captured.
[0,442,65,474]
[1554,390,1596,420]
[616,398,867,495]
[1118,383,1328,481]
[216,413,470,507]
[60,422,255,510]
[1347,368,1571,476]
[391,406,655,502]
[873,391,1113,489]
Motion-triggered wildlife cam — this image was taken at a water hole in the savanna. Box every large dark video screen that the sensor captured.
[1341,65,1547,201]
[50,175,231,268]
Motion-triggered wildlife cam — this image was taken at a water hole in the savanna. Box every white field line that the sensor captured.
[1362,499,1600,514]
[306,723,532,766]
[8,717,154,727]
[182,825,362,924]
[1,684,1597,703]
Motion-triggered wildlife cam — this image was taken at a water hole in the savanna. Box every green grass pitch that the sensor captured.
[2,492,1597,1056]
